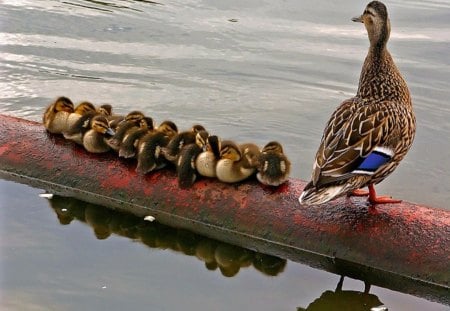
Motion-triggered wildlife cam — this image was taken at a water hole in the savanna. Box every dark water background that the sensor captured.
[1,0,449,310]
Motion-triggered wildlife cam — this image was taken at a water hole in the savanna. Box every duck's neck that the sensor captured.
[356,39,410,105]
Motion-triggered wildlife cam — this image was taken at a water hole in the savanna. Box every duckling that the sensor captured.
[63,101,97,144]
[106,110,145,151]
[43,96,74,134]
[82,115,115,153]
[216,140,258,183]
[66,101,96,131]
[195,135,221,178]
[97,104,112,116]
[136,120,178,174]
[299,1,415,206]
[255,141,291,186]
[163,124,206,163]
[118,117,155,158]
[176,130,210,188]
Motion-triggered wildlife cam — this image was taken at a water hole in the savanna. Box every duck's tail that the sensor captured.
[299,182,349,205]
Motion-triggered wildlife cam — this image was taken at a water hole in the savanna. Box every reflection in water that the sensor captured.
[297,276,386,311]
[45,194,390,309]
[46,194,287,277]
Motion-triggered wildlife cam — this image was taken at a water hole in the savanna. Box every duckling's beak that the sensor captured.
[352,15,363,23]
[106,128,115,136]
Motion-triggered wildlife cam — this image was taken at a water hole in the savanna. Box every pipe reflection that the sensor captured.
[297,276,387,311]
[46,194,287,278]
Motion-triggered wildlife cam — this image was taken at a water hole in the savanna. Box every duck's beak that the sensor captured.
[106,128,115,136]
[352,15,363,23]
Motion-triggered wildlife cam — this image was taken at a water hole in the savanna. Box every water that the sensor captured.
[0,0,449,309]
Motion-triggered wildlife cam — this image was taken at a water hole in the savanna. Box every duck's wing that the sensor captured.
[311,98,400,188]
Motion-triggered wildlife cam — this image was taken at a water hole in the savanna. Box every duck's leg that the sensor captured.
[367,184,402,204]
[348,185,402,204]
[348,189,369,196]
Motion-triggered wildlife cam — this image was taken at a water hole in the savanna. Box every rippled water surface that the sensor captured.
[1,0,449,310]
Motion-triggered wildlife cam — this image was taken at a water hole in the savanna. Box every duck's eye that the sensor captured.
[364,9,375,17]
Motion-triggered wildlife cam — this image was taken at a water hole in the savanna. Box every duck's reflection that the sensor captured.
[297,276,387,311]
[45,194,287,277]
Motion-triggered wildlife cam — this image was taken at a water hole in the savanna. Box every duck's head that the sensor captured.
[140,117,155,130]
[207,135,221,158]
[125,111,145,123]
[191,124,206,133]
[352,1,390,49]
[53,96,74,113]
[219,141,241,161]
[74,101,96,115]
[97,104,112,116]
[91,115,115,136]
[157,120,178,137]
[195,130,209,151]
[262,141,284,154]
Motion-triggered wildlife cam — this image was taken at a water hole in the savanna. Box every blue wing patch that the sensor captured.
[356,150,392,173]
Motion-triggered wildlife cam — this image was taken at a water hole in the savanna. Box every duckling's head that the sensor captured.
[97,104,112,116]
[191,124,206,133]
[352,1,390,49]
[91,115,115,136]
[140,117,155,130]
[207,135,221,158]
[74,101,96,115]
[195,130,209,151]
[125,111,145,123]
[262,141,284,154]
[53,96,74,113]
[157,120,178,137]
[219,141,241,161]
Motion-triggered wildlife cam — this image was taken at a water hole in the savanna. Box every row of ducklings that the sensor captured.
[43,96,291,188]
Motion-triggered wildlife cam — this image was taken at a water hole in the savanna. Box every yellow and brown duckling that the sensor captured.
[106,110,146,151]
[136,120,179,174]
[43,96,74,134]
[96,104,113,116]
[216,140,259,183]
[63,101,98,144]
[66,101,96,130]
[118,116,155,158]
[195,135,221,178]
[176,130,210,188]
[300,1,416,206]
[163,124,207,163]
[82,115,115,153]
[255,141,291,186]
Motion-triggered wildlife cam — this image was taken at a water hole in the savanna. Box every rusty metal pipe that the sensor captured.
[0,114,448,304]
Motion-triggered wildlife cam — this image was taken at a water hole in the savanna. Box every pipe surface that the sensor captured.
[0,114,449,303]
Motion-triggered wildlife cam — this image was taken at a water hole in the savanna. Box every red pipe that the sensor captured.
[0,114,448,303]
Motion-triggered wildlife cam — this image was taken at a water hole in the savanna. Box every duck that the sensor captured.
[163,124,206,163]
[63,101,98,144]
[195,135,221,178]
[216,140,259,183]
[136,120,179,174]
[97,104,113,116]
[118,117,155,158]
[299,1,415,206]
[82,115,116,153]
[255,141,291,186]
[65,101,96,131]
[176,130,210,188]
[106,110,146,151]
[43,96,75,134]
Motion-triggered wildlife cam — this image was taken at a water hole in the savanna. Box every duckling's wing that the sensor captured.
[311,98,401,188]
